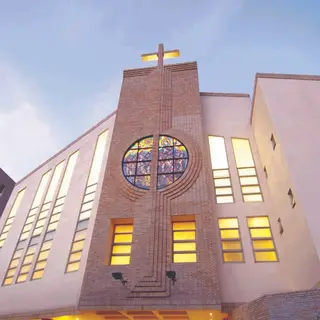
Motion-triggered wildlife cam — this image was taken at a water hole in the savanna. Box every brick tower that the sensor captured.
[79,44,222,317]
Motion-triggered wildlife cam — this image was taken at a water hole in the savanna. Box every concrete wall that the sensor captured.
[0,113,115,317]
[201,94,289,304]
[251,77,320,291]
[0,169,15,218]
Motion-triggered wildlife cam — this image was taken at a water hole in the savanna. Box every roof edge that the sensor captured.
[250,72,320,124]
[16,110,117,185]
[200,92,250,98]
[256,72,320,81]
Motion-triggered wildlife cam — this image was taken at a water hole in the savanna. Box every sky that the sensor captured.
[0,0,319,181]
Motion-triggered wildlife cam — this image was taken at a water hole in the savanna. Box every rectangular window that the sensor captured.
[208,136,234,204]
[247,216,278,262]
[218,218,244,262]
[2,248,23,286]
[0,188,26,248]
[16,245,37,283]
[110,224,133,265]
[65,131,108,273]
[31,240,52,280]
[172,221,197,263]
[231,138,263,202]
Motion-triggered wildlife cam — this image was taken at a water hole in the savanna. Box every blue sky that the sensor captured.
[0,0,319,180]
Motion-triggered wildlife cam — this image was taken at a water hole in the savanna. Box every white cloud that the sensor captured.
[0,62,59,181]
[89,73,122,127]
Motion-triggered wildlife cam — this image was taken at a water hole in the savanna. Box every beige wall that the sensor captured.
[252,78,320,290]
[201,95,289,304]
[0,114,116,316]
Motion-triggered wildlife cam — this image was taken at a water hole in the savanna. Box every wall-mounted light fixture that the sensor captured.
[112,272,127,286]
[166,271,177,285]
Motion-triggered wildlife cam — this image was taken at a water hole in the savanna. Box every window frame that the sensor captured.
[110,224,134,265]
[231,137,263,203]
[218,217,245,263]
[172,220,197,264]
[246,216,278,263]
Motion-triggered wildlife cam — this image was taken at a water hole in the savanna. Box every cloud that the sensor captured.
[0,62,59,181]
[88,73,122,127]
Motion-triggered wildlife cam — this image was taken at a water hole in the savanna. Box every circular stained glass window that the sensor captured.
[157,135,188,189]
[122,136,153,190]
[122,135,189,190]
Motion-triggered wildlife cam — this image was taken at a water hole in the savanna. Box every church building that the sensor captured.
[1,44,320,320]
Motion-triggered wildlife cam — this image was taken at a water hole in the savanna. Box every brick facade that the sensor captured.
[232,289,320,320]
[79,62,222,310]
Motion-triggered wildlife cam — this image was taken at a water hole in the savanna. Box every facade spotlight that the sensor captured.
[166,271,177,284]
[112,272,127,286]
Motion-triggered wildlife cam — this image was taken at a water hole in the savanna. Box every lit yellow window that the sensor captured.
[208,136,234,204]
[172,221,197,263]
[41,241,52,251]
[32,269,44,280]
[20,264,31,274]
[247,216,278,262]
[41,202,51,211]
[66,261,80,273]
[110,224,134,266]
[69,251,82,262]
[23,255,34,265]
[35,261,47,270]
[6,268,16,277]
[35,219,46,228]
[74,230,86,242]
[9,258,20,268]
[16,273,28,283]
[71,240,85,252]
[218,218,244,262]
[32,226,43,236]
[38,250,49,261]
[0,188,26,247]
[231,138,263,203]
[47,221,58,232]
[3,277,13,286]
[26,216,36,224]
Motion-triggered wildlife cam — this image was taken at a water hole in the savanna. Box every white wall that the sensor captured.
[252,78,320,290]
[201,95,289,303]
[0,114,116,316]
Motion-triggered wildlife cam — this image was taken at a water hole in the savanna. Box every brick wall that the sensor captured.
[79,62,221,310]
[232,289,320,320]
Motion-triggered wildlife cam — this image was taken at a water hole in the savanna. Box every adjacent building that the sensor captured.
[0,168,15,218]
[0,44,320,320]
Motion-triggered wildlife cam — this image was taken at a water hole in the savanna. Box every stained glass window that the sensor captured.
[122,136,153,190]
[157,135,188,189]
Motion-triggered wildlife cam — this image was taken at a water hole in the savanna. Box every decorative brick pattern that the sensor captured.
[79,61,221,310]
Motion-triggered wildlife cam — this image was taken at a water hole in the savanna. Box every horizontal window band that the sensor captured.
[250,237,273,241]
[173,229,196,232]
[222,249,243,253]
[86,183,98,188]
[111,253,132,257]
[68,258,81,263]
[240,183,260,187]
[242,191,262,195]
[112,242,132,245]
[237,166,256,169]
[83,190,96,196]
[219,227,240,230]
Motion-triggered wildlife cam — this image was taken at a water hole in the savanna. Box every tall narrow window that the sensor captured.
[31,161,65,238]
[31,240,52,280]
[232,138,263,202]
[110,224,133,265]
[247,216,278,262]
[218,218,244,262]
[2,246,23,286]
[0,188,26,248]
[19,170,52,242]
[172,221,197,263]
[66,131,108,273]
[16,245,37,283]
[208,136,234,204]
[28,151,79,279]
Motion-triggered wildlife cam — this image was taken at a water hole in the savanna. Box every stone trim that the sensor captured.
[16,110,117,185]
[200,92,250,98]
